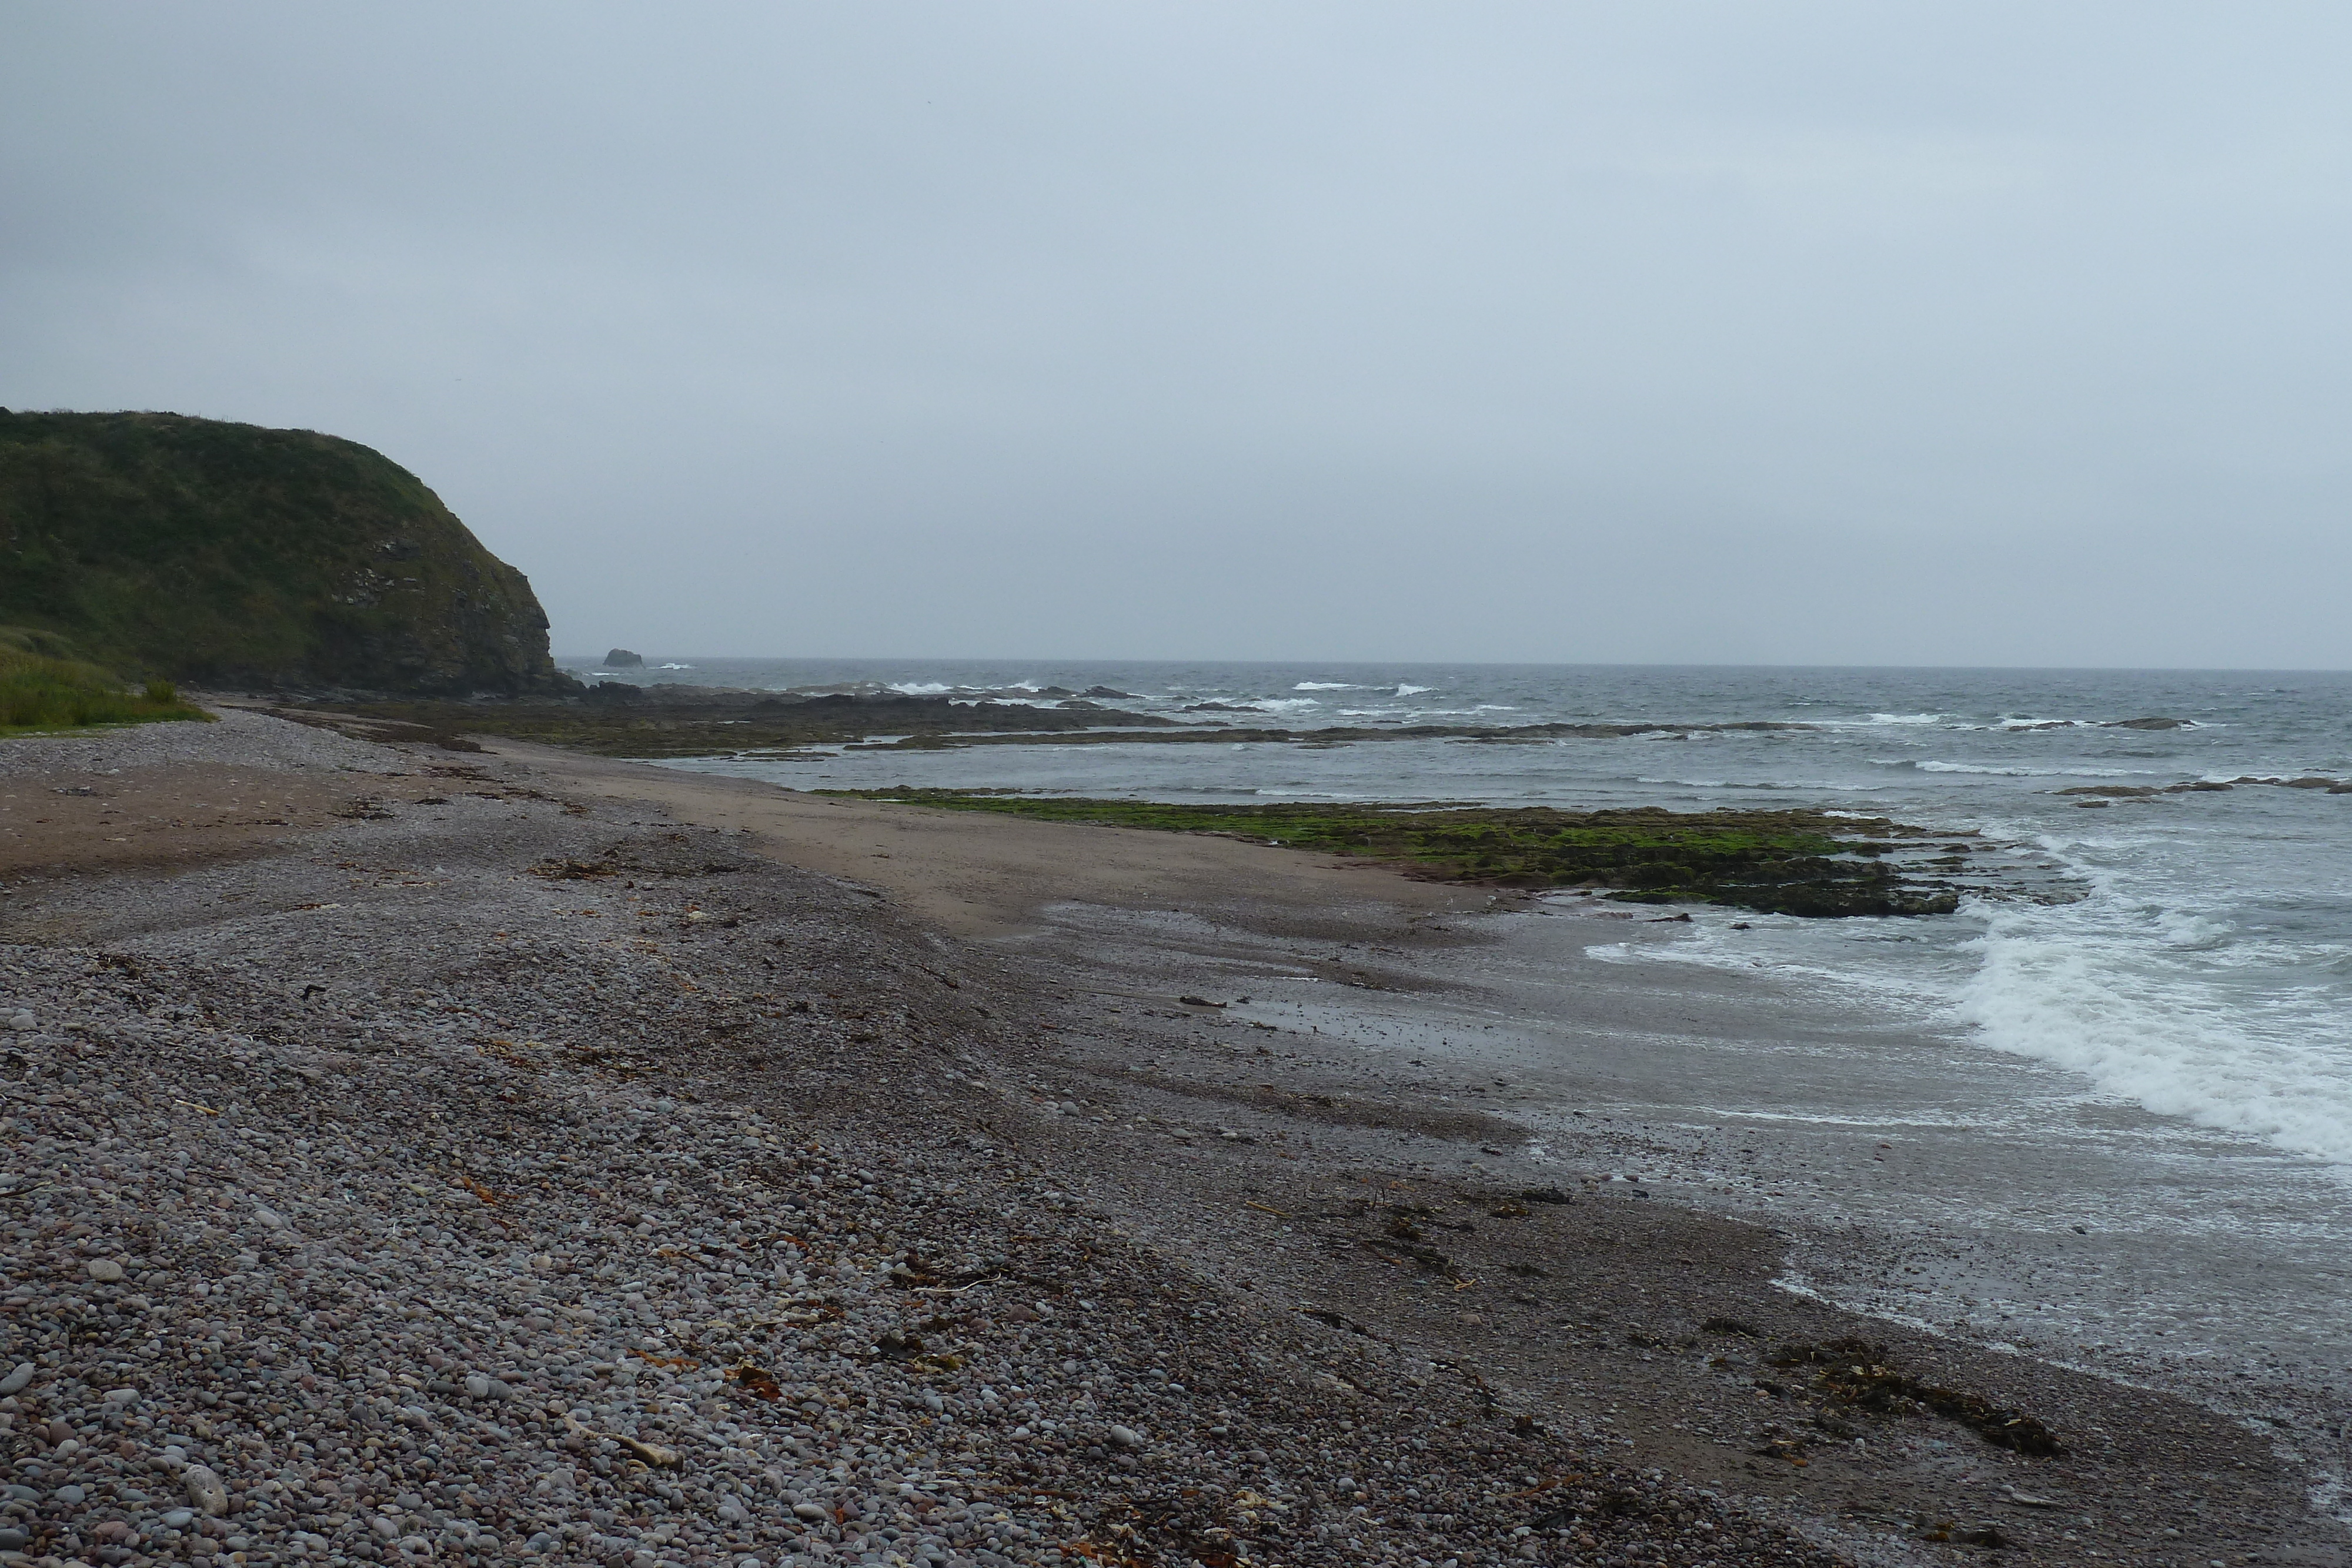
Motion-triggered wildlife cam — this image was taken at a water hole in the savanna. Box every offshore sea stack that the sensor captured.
[0,410,571,695]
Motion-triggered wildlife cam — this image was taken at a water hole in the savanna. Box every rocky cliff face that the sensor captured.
[0,411,571,694]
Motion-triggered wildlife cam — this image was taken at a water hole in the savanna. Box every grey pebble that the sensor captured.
[0,708,2010,1568]
[181,1464,229,1517]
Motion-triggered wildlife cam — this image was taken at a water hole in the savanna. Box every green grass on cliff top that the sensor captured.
[0,627,214,736]
[814,788,1961,917]
[0,410,561,693]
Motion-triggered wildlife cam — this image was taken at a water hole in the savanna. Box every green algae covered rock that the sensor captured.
[817,791,1972,917]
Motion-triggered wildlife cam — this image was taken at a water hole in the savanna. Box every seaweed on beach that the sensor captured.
[1770,1339,2062,1455]
[813,790,1964,917]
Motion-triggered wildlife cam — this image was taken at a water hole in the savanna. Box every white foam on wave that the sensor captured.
[1393,684,1435,697]
[1984,715,2209,731]
[1879,760,2156,778]
[1391,704,1521,718]
[1293,681,1369,691]
[1581,914,1968,1013]
[1700,1108,1989,1129]
[1828,716,2066,731]
[1634,776,1892,793]
[1957,895,2352,1168]
[1806,712,1955,731]
[888,681,956,695]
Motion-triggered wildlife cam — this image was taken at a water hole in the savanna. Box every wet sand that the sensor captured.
[468,737,1505,940]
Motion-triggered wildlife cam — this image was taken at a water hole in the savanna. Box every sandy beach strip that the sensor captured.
[0,710,2340,1568]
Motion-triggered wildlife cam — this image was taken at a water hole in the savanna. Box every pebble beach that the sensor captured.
[1,710,2343,1568]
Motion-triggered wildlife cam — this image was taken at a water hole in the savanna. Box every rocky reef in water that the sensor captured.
[248,683,1180,757]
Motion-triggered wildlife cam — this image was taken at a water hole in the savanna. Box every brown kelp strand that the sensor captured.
[1768,1339,2063,1456]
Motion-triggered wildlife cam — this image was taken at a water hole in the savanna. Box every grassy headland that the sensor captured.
[814,789,1970,916]
[0,410,567,693]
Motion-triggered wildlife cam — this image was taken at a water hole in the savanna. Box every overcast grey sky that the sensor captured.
[6,3,2349,667]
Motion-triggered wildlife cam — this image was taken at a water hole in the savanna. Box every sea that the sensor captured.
[568,656,2352,1476]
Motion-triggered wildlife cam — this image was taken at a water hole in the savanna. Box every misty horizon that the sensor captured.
[554,652,2352,677]
[8,4,2351,670]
